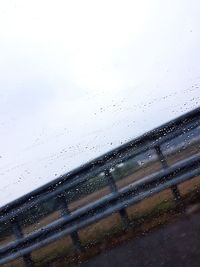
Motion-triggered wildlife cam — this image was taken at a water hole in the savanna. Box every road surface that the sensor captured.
[78,210,200,267]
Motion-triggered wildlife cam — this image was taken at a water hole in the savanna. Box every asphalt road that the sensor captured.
[79,210,200,267]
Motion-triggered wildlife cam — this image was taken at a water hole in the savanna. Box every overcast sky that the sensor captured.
[0,0,199,206]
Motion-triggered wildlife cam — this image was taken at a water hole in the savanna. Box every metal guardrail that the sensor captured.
[0,107,200,266]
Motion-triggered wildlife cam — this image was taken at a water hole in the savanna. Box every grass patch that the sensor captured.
[6,184,200,267]
[37,186,200,267]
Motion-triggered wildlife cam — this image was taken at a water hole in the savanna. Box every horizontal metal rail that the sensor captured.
[1,153,200,265]
[0,107,200,222]
[0,107,200,266]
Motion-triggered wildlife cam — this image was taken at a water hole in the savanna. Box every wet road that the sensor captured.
[79,211,200,267]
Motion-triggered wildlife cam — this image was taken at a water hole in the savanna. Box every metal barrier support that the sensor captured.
[105,170,130,228]
[155,145,183,205]
[57,195,82,251]
[10,218,34,267]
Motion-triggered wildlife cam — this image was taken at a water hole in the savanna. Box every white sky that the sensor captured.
[0,0,199,206]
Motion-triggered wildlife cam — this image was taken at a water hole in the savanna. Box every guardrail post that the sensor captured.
[57,195,82,251]
[105,170,130,229]
[10,218,34,267]
[155,145,183,208]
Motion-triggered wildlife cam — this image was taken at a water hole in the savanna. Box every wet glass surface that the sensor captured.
[0,1,200,267]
